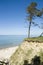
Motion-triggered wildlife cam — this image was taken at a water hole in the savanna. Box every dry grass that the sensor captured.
[24,36,43,43]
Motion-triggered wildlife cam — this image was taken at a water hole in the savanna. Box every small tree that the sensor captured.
[27,2,37,38]
[31,55,41,65]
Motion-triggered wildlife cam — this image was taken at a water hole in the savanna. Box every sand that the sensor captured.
[0,46,18,60]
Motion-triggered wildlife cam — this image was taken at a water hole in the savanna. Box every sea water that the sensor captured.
[0,35,27,49]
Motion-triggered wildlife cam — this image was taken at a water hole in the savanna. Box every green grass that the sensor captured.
[24,36,43,42]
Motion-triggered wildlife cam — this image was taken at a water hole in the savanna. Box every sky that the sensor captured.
[0,0,43,36]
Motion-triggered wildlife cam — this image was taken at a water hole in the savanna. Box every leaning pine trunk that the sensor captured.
[28,16,32,38]
[28,22,31,38]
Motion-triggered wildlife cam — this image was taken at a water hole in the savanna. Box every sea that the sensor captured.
[0,35,27,49]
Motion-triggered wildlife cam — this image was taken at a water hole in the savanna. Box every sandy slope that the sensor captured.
[10,41,43,65]
[0,46,18,60]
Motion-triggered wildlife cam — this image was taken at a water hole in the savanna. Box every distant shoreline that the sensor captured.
[0,45,18,50]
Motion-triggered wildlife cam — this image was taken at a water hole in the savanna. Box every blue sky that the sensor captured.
[0,0,43,36]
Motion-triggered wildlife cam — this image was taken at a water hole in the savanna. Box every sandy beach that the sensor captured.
[0,46,18,60]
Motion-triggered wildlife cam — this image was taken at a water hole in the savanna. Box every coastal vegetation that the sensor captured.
[24,36,43,42]
[23,55,43,65]
[27,2,43,38]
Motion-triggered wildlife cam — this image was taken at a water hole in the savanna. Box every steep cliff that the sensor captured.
[10,41,43,65]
